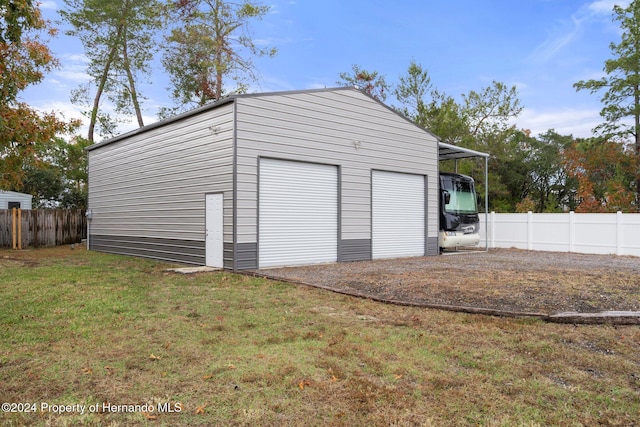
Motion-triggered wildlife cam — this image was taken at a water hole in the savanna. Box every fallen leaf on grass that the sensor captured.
[142,412,157,420]
[82,367,93,375]
[202,375,213,380]
[195,405,206,414]
[149,354,161,361]
[298,379,311,390]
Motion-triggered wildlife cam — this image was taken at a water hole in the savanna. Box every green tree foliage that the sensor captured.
[23,137,90,208]
[393,61,467,145]
[61,0,165,142]
[392,62,524,211]
[517,130,577,212]
[1,0,79,190]
[574,1,640,204]
[162,0,276,114]
[338,64,390,101]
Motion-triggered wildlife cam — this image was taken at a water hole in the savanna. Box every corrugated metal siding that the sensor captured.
[234,88,438,264]
[88,104,235,264]
[372,171,425,258]
[258,158,338,268]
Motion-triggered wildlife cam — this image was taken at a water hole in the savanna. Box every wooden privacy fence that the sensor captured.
[0,209,87,249]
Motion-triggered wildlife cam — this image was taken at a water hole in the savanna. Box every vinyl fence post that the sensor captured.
[490,211,496,248]
[569,211,575,253]
[527,211,533,251]
[616,211,623,256]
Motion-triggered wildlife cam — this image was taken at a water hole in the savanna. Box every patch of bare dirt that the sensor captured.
[256,249,640,315]
[0,255,39,267]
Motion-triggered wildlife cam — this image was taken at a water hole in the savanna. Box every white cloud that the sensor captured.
[38,1,58,10]
[515,107,602,138]
[527,14,587,64]
[527,0,631,64]
[587,0,630,16]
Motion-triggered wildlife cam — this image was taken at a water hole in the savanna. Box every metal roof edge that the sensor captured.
[438,141,489,160]
[86,97,236,151]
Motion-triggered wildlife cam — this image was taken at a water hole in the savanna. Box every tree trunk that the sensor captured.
[122,34,144,128]
[87,35,121,143]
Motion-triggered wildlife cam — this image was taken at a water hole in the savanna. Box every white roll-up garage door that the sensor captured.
[372,170,425,259]
[259,158,338,268]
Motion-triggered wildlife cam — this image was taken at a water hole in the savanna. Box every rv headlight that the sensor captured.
[445,231,457,236]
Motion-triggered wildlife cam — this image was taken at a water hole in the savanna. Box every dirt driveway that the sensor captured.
[255,249,640,317]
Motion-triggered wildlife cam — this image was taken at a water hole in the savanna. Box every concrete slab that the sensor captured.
[548,311,640,325]
[167,266,221,274]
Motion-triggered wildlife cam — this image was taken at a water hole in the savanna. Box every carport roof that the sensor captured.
[439,142,489,160]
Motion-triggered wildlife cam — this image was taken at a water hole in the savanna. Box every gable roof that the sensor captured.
[87,87,444,152]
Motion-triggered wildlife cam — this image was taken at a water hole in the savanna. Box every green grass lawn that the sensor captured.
[1,246,639,426]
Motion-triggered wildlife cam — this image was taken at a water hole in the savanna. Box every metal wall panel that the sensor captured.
[372,171,425,259]
[88,104,235,262]
[258,158,338,268]
[235,88,439,266]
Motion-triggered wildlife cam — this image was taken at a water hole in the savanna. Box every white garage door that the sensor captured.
[259,158,338,268]
[372,170,425,259]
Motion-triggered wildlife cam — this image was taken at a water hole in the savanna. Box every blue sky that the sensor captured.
[24,0,630,140]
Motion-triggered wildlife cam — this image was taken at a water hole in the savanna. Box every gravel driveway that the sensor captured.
[254,249,640,316]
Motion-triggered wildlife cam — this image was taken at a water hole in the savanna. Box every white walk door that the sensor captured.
[372,171,425,259]
[205,193,224,268]
[259,158,338,268]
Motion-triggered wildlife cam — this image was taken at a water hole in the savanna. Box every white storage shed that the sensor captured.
[0,191,33,210]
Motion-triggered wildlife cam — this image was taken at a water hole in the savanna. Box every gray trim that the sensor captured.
[224,242,234,269]
[232,101,239,270]
[426,236,439,256]
[369,168,373,258]
[235,242,258,270]
[256,156,260,269]
[337,164,342,262]
[339,239,372,262]
[90,235,205,265]
[425,174,429,256]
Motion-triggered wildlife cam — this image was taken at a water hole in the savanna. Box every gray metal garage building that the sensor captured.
[87,87,466,270]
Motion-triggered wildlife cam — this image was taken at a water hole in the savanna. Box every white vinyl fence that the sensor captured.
[479,212,640,257]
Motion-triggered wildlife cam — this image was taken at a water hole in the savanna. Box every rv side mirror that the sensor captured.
[442,190,450,205]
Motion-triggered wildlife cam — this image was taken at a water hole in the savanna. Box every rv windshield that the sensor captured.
[442,178,477,214]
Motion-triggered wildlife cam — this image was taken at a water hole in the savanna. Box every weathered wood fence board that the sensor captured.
[0,209,87,248]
